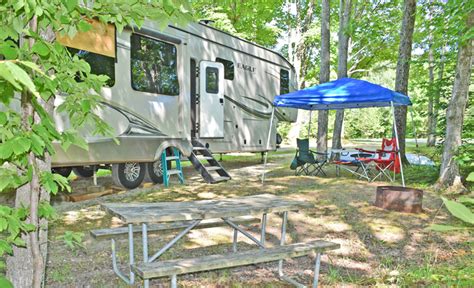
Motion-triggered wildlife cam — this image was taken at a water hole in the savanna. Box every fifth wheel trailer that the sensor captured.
[50,20,298,188]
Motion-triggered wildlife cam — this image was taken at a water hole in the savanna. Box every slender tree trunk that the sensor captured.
[426,0,436,146]
[317,0,330,154]
[6,17,51,288]
[394,0,416,163]
[426,42,436,146]
[332,0,352,149]
[437,11,473,190]
[427,44,446,147]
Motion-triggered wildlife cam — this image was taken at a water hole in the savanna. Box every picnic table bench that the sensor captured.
[101,194,340,287]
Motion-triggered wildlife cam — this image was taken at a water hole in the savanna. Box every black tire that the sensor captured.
[73,166,95,178]
[144,161,164,184]
[111,162,145,189]
[52,167,72,178]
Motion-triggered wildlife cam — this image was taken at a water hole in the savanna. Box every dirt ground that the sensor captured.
[45,151,473,287]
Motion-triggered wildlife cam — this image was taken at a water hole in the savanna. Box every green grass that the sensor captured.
[403,165,439,187]
[398,253,474,287]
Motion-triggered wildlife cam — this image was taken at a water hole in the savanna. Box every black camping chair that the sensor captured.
[290,138,328,176]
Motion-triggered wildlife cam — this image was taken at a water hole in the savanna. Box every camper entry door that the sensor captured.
[199,61,225,138]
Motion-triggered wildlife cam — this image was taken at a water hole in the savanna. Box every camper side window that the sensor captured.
[215,58,234,80]
[206,67,219,94]
[280,69,289,95]
[130,34,179,96]
[68,48,115,87]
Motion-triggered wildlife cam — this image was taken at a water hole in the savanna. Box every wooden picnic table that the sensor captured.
[103,193,313,223]
[101,194,338,288]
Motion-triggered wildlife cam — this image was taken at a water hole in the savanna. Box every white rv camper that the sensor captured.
[51,20,297,188]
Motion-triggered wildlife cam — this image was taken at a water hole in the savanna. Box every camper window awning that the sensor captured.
[273,78,412,110]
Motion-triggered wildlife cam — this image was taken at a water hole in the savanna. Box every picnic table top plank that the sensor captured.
[102,194,313,224]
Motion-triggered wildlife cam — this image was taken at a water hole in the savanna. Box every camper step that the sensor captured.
[205,166,222,171]
[193,147,207,151]
[167,169,182,175]
[196,156,213,160]
[166,156,180,161]
[212,176,230,182]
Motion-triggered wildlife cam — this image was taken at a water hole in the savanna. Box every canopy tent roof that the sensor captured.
[273,78,412,110]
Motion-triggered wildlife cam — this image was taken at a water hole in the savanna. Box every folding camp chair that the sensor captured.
[290,139,328,176]
[356,138,400,182]
[330,149,372,181]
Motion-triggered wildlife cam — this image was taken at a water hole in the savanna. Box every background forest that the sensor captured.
[193,0,473,184]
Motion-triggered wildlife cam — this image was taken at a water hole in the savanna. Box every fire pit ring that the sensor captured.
[375,186,423,213]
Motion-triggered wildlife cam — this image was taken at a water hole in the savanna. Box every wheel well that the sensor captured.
[153,140,192,161]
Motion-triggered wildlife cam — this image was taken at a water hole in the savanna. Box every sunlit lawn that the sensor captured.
[46,142,472,287]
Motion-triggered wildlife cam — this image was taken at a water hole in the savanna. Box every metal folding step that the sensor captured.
[187,139,231,184]
[204,166,222,171]
[161,148,184,187]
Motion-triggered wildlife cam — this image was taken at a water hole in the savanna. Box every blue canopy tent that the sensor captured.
[262,78,413,186]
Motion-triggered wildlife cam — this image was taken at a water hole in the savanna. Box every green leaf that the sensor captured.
[32,41,50,57]
[18,61,47,77]
[0,63,22,90]
[442,197,474,225]
[0,142,14,159]
[0,218,7,231]
[31,133,46,155]
[40,172,58,195]
[467,172,474,182]
[3,62,40,97]
[0,239,13,255]
[38,202,57,219]
[64,0,78,12]
[0,112,6,125]
[11,137,32,155]
[78,20,92,32]
[0,277,13,288]
[428,224,470,232]
[458,196,474,205]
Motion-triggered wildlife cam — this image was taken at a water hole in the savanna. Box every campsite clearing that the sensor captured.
[45,145,472,287]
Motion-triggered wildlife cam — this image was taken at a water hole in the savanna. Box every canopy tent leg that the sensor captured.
[391,101,405,187]
[262,107,276,184]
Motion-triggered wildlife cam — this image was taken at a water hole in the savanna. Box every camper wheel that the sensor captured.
[144,148,173,184]
[73,166,95,178]
[52,167,72,178]
[112,162,145,189]
[145,161,164,184]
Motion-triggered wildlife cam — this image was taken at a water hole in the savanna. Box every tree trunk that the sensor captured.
[426,0,436,147]
[427,44,446,147]
[332,0,352,149]
[394,0,416,163]
[426,42,436,146]
[437,11,473,189]
[6,17,51,288]
[317,0,330,154]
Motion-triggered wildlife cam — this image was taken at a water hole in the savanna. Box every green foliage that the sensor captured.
[429,197,474,232]
[56,231,84,250]
[191,0,284,47]
[0,276,13,288]
[399,254,474,287]
[277,122,291,144]
[0,206,35,256]
[0,0,191,282]
[403,165,439,188]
